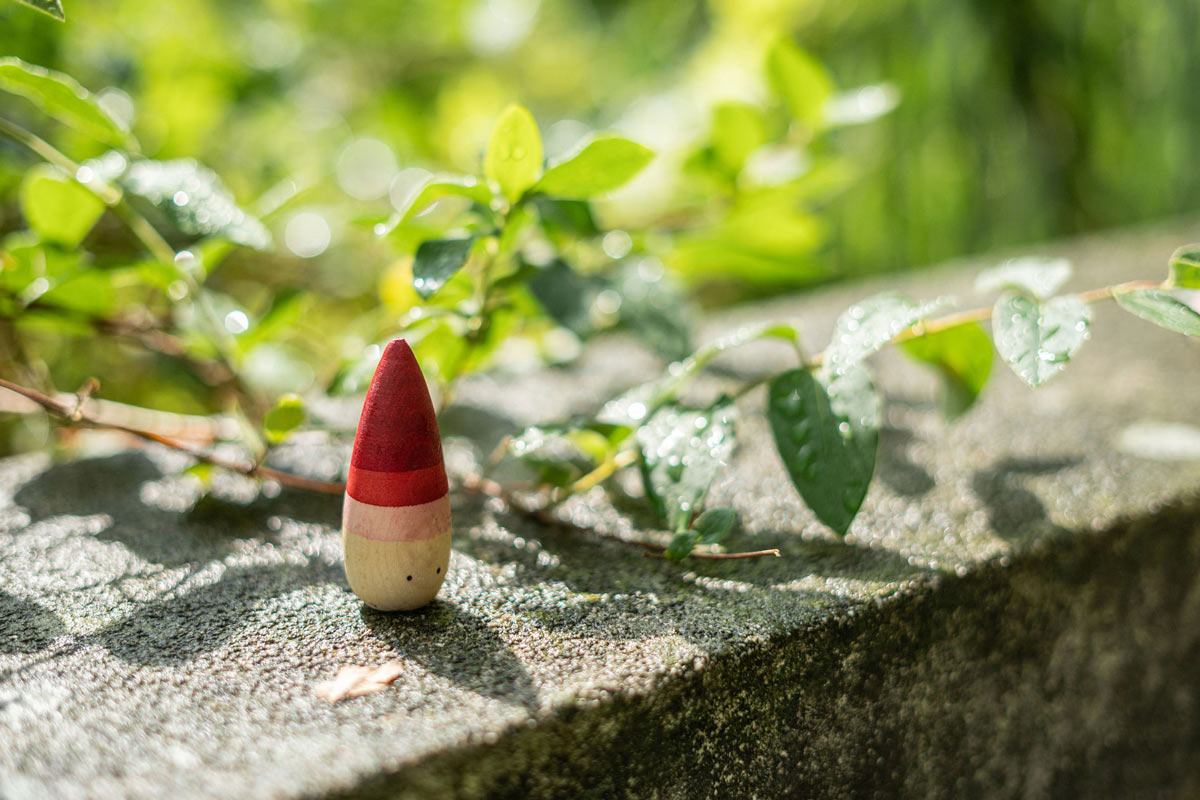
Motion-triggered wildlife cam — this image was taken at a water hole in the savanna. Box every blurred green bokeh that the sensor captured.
[0,0,1198,452]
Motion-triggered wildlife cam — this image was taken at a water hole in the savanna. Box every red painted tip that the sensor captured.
[348,340,447,506]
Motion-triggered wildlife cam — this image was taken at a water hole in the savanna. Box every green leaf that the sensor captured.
[14,0,65,19]
[527,259,603,336]
[484,104,543,203]
[664,531,698,561]
[992,293,1091,388]
[412,236,477,300]
[38,270,115,316]
[1113,288,1200,337]
[385,176,493,232]
[19,165,105,248]
[899,322,993,419]
[263,393,306,444]
[637,401,736,532]
[120,159,271,250]
[1166,245,1200,289]
[0,58,130,147]
[824,293,948,376]
[711,102,766,174]
[975,257,1071,300]
[768,365,879,536]
[766,38,833,129]
[235,288,310,355]
[534,137,654,199]
[691,507,736,545]
[534,197,599,242]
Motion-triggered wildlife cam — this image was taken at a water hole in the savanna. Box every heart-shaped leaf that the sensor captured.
[768,365,879,535]
[992,293,1091,388]
[637,401,736,532]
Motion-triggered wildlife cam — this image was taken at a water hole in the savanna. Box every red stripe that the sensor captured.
[347,463,448,507]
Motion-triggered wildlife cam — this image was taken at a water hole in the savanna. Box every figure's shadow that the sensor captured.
[361,601,538,710]
[972,456,1081,542]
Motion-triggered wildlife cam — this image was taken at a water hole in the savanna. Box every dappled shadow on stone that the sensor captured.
[97,561,343,666]
[439,404,519,458]
[972,456,1081,542]
[362,601,538,710]
[877,425,936,497]
[14,452,163,522]
[0,591,65,655]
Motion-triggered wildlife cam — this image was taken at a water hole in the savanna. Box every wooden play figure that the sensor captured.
[342,339,451,610]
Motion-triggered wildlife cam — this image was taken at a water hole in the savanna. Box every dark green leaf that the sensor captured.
[992,293,1091,388]
[615,261,693,361]
[19,165,105,247]
[0,58,130,146]
[528,259,603,335]
[534,197,599,242]
[121,159,271,250]
[975,257,1071,300]
[14,0,64,20]
[637,401,736,532]
[263,393,306,444]
[485,104,543,203]
[824,293,947,376]
[766,38,833,129]
[899,322,993,419]
[664,531,698,561]
[412,236,477,299]
[1167,245,1200,289]
[691,507,736,545]
[1113,288,1200,337]
[768,365,879,536]
[534,137,654,198]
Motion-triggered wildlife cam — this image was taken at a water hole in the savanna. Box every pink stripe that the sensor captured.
[347,463,448,507]
[342,493,451,542]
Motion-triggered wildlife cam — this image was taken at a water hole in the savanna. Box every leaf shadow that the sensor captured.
[971,455,1082,542]
[876,425,936,497]
[361,601,539,710]
[0,590,66,656]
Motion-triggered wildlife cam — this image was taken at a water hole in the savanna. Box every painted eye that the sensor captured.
[406,575,412,581]
[436,567,441,574]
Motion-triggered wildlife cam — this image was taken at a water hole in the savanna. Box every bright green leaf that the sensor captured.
[19,165,105,247]
[384,176,493,233]
[768,365,879,536]
[14,0,65,19]
[900,322,993,419]
[766,38,833,129]
[412,236,476,299]
[262,393,306,444]
[1113,288,1200,337]
[691,507,736,545]
[637,401,736,532]
[1166,245,1200,289]
[120,159,271,250]
[184,462,215,486]
[0,58,130,147]
[534,137,654,199]
[975,257,1071,300]
[824,293,948,376]
[992,293,1091,388]
[38,270,115,316]
[711,103,766,174]
[485,104,543,203]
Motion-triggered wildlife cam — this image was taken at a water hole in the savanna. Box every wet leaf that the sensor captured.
[614,262,693,360]
[992,293,1091,388]
[1112,288,1200,337]
[534,137,653,198]
[262,393,305,444]
[411,236,476,299]
[14,0,64,19]
[899,322,993,419]
[485,104,543,203]
[768,365,879,535]
[121,159,271,250]
[766,38,833,129]
[19,165,105,247]
[691,507,736,544]
[637,401,736,532]
[1166,245,1200,289]
[0,57,130,146]
[824,293,947,376]
[975,257,1071,300]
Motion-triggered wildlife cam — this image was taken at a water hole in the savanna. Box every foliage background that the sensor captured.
[1,0,1198,460]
